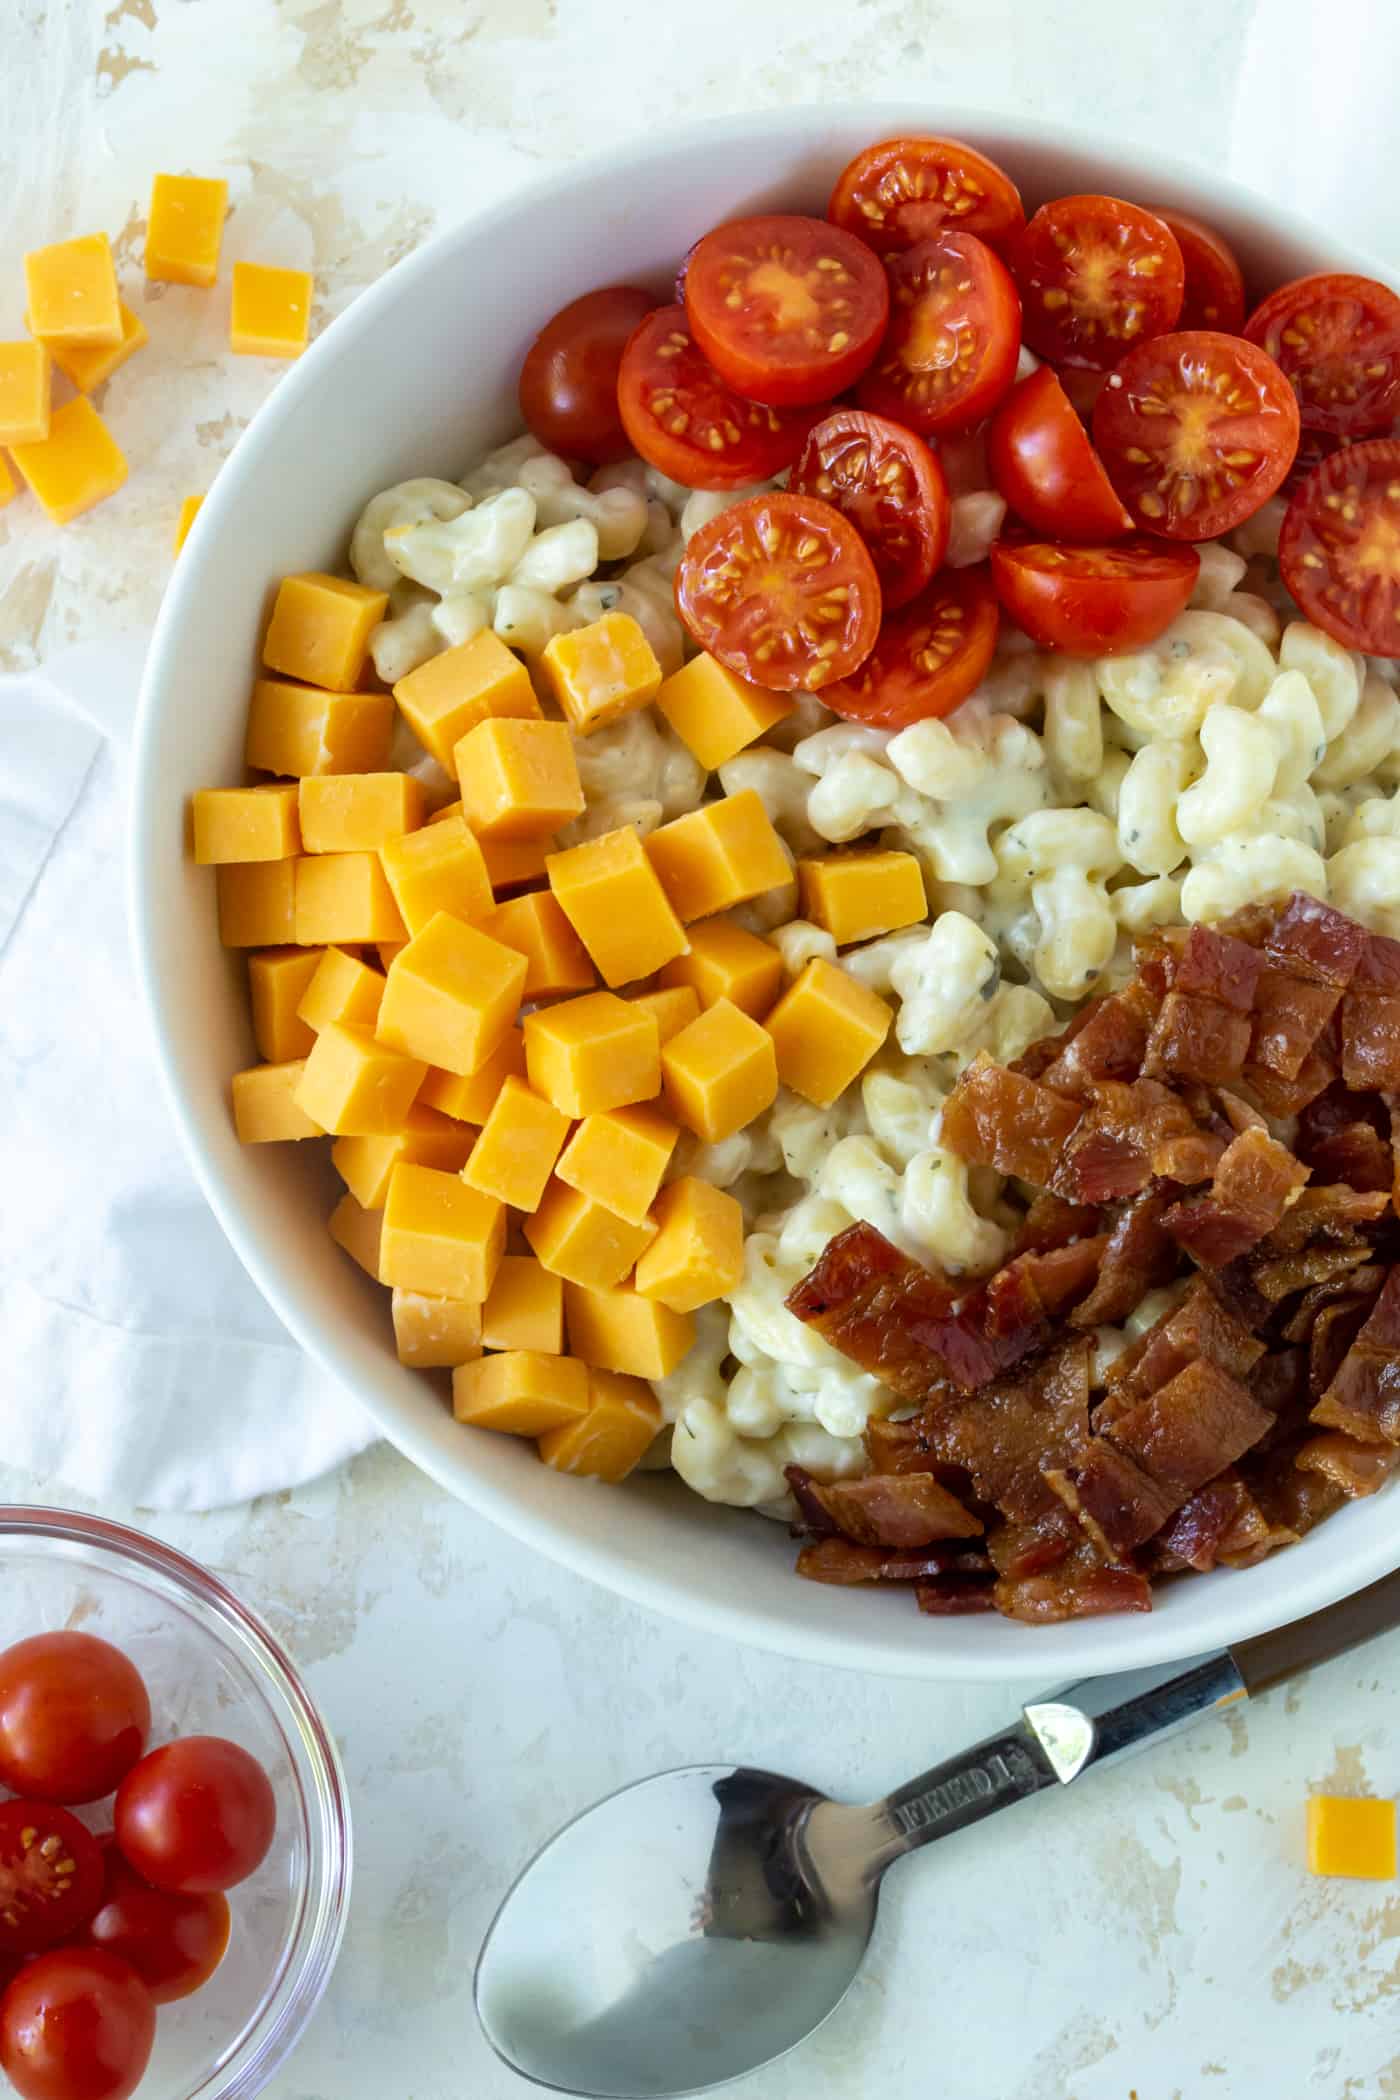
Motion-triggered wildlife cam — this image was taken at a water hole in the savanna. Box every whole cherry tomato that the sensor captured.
[0,1949,155,2100]
[83,1839,229,2006]
[0,1636,150,1808]
[114,1736,276,1896]
[518,285,657,464]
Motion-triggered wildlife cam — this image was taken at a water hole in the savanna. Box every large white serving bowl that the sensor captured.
[132,104,1398,1681]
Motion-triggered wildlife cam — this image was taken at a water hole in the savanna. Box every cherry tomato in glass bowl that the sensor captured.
[518,285,656,464]
[1148,208,1246,332]
[1011,194,1185,371]
[856,231,1020,437]
[821,565,1000,728]
[987,366,1131,540]
[828,134,1025,255]
[1244,272,1400,437]
[789,409,950,609]
[990,536,1200,654]
[675,491,882,692]
[0,1803,105,1958]
[114,1735,276,1896]
[1092,330,1299,539]
[83,1839,229,2006]
[0,1634,150,1808]
[616,305,814,490]
[0,1948,155,2100]
[682,214,888,408]
[1279,438,1400,656]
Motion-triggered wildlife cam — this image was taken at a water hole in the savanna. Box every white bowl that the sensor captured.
[132,104,1398,1681]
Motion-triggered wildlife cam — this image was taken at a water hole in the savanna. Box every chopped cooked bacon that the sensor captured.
[1013,1190,1102,1256]
[1261,1185,1389,1254]
[1342,990,1400,1090]
[1251,1244,1376,1306]
[918,1340,1093,1523]
[1295,1432,1400,1498]
[794,1470,984,1548]
[986,1506,1078,1580]
[992,1535,1152,1623]
[1266,894,1370,988]
[795,1538,992,1586]
[863,1416,945,1476]
[940,1055,1083,1185]
[1144,990,1252,1087]
[1250,967,1341,1080]
[786,1222,957,1404]
[1152,1471,1279,1572]
[1070,1190,1176,1328]
[1045,1443,1178,1559]
[1311,1267,1400,1444]
[1010,996,1105,1081]
[1039,984,1154,1096]
[1303,1121,1393,1192]
[1162,1126,1310,1267]
[1174,924,1265,1009]
[1242,1047,1336,1118]
[915,1577,998,1615]
[1053,1079,1213,1204]
[1100,1279,1265,1419]
[1279,1264,1385,1347]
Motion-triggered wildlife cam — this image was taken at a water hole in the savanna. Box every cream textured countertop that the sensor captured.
[6,3,1400,2094]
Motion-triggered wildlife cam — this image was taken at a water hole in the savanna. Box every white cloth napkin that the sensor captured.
[0,641,379,1510]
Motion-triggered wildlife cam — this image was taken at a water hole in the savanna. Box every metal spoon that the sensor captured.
[476,1564,1400,2098]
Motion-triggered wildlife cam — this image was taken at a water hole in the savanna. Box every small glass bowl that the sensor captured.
[0,1507,351,2099]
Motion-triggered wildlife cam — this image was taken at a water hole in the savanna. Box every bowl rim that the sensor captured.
[130,101,1400,1683]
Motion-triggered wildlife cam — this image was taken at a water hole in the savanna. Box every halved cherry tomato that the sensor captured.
[1244,272,1400,436]
[1149,208,1245,332]
[518,285,656,464]
[789,409,950,609]
[1092,330,1299,539]
[683,215,888,408]
[0,1804,105,1958]
[114,1736,276,1895]
[989,536,1199,654]
[616,305,813,491]
[0,1949,155,2100]
[828,135,1025,254]
[1279,438,1400,656]
[83,1840,229,2006]
[821,565,999,727]
[0,1635,149,1808]
[675,491,882,691]
[856,232,1020,436]
[987,367,1130,540]
[1012,195,1184,371]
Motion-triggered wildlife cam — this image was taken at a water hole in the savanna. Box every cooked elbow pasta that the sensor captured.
[1176,706,1277,849]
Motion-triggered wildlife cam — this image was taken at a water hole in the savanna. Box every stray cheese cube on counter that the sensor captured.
[298,772,425,853]
[376,912,526,1077]
[294,1021,426,1136]
[538,1369,662,1481]
[798,849,927,946]
[484,889,595,1000]
[645,791,791,922]
[392,1288,482,1370]
[231,1060,323,1143]
[246,679,394,778]
[332,1104,475,1209]
[547,827,688,988]
[263,573,387,693]
[481,1256,564,1354]
[654,653,794,771]
[630,985,700,1046]
[456,718,584,840]
[556,1105,677,1227]
[248,946,322,1062]
[0,341,50,445]
[217,861,298,947]
[634,1177,744,1312]
[24,234,121,346]
[8,397,126,524]
[765,958,891,1107]
[395,631,539,774]
[461,1076,570,1212]
[541,611,662,735]
[1306,1796,1396,1881]
[45,301,148,394]
[145,173,228,288]
[297,945,385,1033]
[173,494,203,554]
[661,998,777,1142]
[381,1162,505,1301]
[564,1282,695,1380]
[659,919,781,1019]
[328,1191,384,1278]
[380,815,493,936]
[231,261,313,359]
[295,852,405,945]
[524,1181,657,1292]
[523,992,660,1118]
[453,1351,589,1437]
[192,784,300,864]
[419,1024,525,1123]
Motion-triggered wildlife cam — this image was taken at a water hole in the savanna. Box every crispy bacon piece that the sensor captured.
[940,1055,1083,1186]
[986,1506,1078,1580]
[1242,1047,1335,1118]
[1070,1190,1177,1328]
[992,1534,1152,1623]
[1250,967,1341,1081]
[1294,1432,1400,1499]
[795,1538,992,1586]
[1261,1185,1389,1254]
[1144,991,1252,1087]
[1151,1471,1280,1572]
[1340,934,1400,1090]
[915,1577,998,1615]
[1162,1126,1310,1267]
[1304,1122,1393,1192]
[918,1340,1093,1523]
[1045,1444,1178,1560]
[1099,1279,1265,1421]
[786,1222,957,1404]
[1311,1267,1400,1444]
[1053,1079,1216,1204]
[863,1417,944,1476]
[1013,1191,1102,1256]
[1010,997,1106,1081]
[1236,1441,1343,1545]
[1038,984,1154,1096]
[1267,894,1370,987]
[1175,923,1265,1009]
[789,1469,984,1548]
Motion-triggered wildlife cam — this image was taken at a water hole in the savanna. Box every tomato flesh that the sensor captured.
[0,1634,150,1808]
[683,214,888,408]
[0,1804,104,1958]
[114,1736,276,1895]
[1245,273,1400,437]
[828,134,1025,254]
[518,285,656,464]
[616,305,812,490]
[987,366,1130,540]
[1150,208,1246,332]
[990,536,1200,654]
[675,491,882,692]
[1279,438,1400,657]
[0,1949,155,2100]
[1012,194,1185,371]
[84,1840,229,2006]
[821,565,1000,727]
[1092,329,1300,539]
[856,231,1020,436]
[790,409,950,609]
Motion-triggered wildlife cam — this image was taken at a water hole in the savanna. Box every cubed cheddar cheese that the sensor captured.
[461,1076,570,1211]
[173,494,204,554]
[145,173,228,288]
[263,573,387,694]
[482,889,595,1000]
[564,1282,695,1380]
[0,454,15,511]
[376,912,526,1077]
[480,832,551,895]
[328,1191,384,1278]
[764,958,891,1106]
[378,941,409,971]
[294,1021,426,1136]
[24,234,120,346]
[630,985,700,1046]
[645,791,791,922]
[661,998,777,1142]
[481,1256,564,1354]
[395,630,539,774]
[1306,1796,1397,1880]
[797,849,927,946]
[453,1351,588,1437]
[192,783,300,864]
[231,1060,323,1142]
[297,946,385,1033]
[332,1104,475,1209]
[380,1162,505,1301]
[8,397,126,524]
[634,1177,744,1313]
[659,919,782,1019]
[298,772,425,853]
[295,852,406,945]
[419,1025,525,1123]
[547,827,688,989]
[524,1181,656,1291]
[538,1369,662,1481]
[523,992,660,1118]
[392,1288,482,1370]
[0,341,50,445]
[43,301,148,394]
[217,861,298,947]
[456,718,583,840]
[248,946,322,1062]
[540,612,662,735]
[231,261,313,358]
[654,652,794,771]
[246,680,394,778]
[380,815,493,936]
[556,1105,677,1227]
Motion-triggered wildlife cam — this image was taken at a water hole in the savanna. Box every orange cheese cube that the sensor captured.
[297,946,385,1033]
[482,890,595,1000]
[462,1077,570,1211]
[538,1369,662,1481]
[1306,1796,1397,1880]
[378,941,408,970]
[524,1182,657,1291]
[764,958,892,1106]
[418,1025,525,1123]
[661,999,777,1142]
[797,850,927,946]
[456,718,584,840]
[332,1104,476,1209]
[645,791,791,922]
[634,1177,744,1313]
[376,912,526,1077]
[328,1191,383,1278]
[547,827,689,988]
[379,815,493,937]
[453,1351,589,1437]
[0,342,50,444]
[294,1021,426,1136]
[173,494,204,553]
[659,919,781,1019]
[43,301,147,394]
[654,652,794,771]
[564,1283,695,1380]
[381,1163,505,1301]
[145,173,228,288]
[630,985,700,1045]
[231,1060,323,1142]
[392,1288,482,1370]
[427,800,462,826]
[24,234,120,347]
[248,946,322,1062]
[263,573,388,694]
[8,397,126,524]
[395,630,539,774]
[480,832,550,895]
[298,773,425,854]
[0,454,14,510]
[540,611,662,735]
[523,992,660,1118]
[192,784,300,864]
[295,852,406,945]
[217,860,298,947]
[246,680,394,778]
[556,1105,677,1226]
[231,261,313,358]
[481,1256,564,1354]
